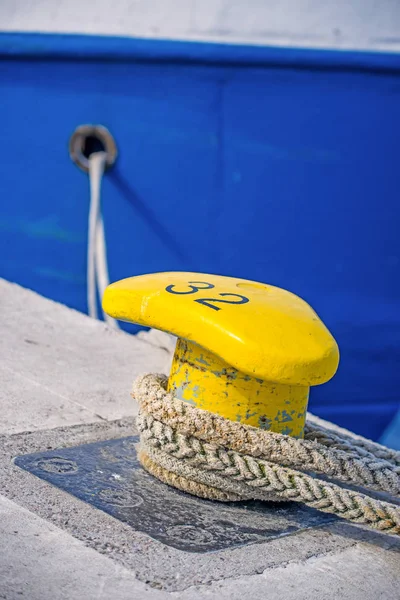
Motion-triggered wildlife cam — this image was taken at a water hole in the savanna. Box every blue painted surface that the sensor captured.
[380,409,400,450]
[0,33,399,441]
[1,32,400,71]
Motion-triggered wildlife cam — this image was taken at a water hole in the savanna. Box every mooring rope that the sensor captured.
[133,374,400,536]
[87,152,119,329]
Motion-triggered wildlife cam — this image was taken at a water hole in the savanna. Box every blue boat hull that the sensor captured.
[1,33,399,440]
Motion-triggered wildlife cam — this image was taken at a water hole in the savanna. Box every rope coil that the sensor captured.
[133,374,400,536]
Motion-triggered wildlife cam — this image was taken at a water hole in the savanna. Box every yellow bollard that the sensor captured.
[102,272,339,438]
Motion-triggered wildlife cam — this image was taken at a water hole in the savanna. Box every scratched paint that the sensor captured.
[34,266,85,284]
[168,338,309,438]
[0,216,83,243]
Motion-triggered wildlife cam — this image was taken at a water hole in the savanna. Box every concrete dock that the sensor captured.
[1,279,399,599]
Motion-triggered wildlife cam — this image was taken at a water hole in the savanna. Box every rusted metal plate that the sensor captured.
[15,436,335,553]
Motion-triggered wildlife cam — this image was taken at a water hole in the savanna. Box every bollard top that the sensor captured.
[103,272,339,386]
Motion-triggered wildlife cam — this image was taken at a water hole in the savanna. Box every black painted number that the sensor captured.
[165,281,249,311]
[165,281,215,295]
[195,293,249,311]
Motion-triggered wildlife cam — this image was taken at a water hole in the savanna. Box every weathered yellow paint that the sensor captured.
[168,338,309,436]
[103,271,339,438]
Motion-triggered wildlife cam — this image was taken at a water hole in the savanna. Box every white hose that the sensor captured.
[87,152,119,330]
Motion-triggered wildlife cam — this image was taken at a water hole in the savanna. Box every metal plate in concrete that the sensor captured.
[15,436,335,553]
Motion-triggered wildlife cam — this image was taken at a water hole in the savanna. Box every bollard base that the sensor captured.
[15,435,335,553]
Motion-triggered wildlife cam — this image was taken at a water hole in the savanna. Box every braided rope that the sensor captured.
[304,416,400,467]
[133,374,400,536]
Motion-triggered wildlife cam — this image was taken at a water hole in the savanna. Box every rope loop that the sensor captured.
[133,373,400,536]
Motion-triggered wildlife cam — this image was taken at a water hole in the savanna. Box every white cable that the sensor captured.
[87,152,120,330]
[87,153,103,320]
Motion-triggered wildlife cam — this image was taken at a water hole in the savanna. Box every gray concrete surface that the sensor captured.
[0,495,164,600]
[0,279,169,434]
[176,543,400,600]
[0,278,399,599]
